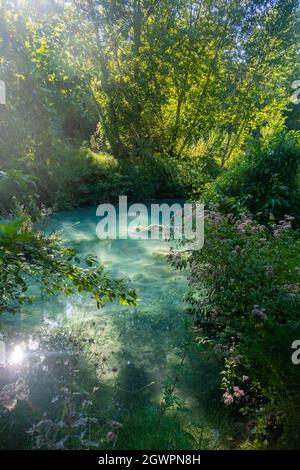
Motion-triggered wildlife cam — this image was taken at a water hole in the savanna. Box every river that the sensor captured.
[0,206,224,449]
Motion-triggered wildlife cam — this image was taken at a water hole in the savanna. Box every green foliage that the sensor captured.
[203,128,300,221]
[0,214,136,313]
[116,405,215,450]
[0,325,123,450]
[1,0,298,180]
[169,153,221,198]
[0,148,186,211]
[75,0,298,159]
[1,0,300,452]
[174,211,300,447]
[49,147,125,209]
[0,170,41,216]
[0,322,218,450]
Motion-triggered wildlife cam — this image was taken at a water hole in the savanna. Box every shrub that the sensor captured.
[0,212,136,313]
[202,128,300,222]
[0,146,183,212]
[49,147,125,209]
[168,153,221,198]
[172,210,300,447]
[0,170,41,216]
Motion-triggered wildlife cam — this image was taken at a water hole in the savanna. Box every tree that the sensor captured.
[0,214,136,314]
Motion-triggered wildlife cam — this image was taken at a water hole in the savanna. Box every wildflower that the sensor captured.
[273,229,282,239]
[0,385,17,411]
[214,344,229,355]
[242,375,249,382]
[252,305,267,321]
[223,392,234,406]
[272,215,294,238]
[204,210,223,224]
[283,284,300,294]
[233,386,245,398]
[106,431,116,442]
[0,378,29,411]
[110,420,123,430]
[235,216,266,234]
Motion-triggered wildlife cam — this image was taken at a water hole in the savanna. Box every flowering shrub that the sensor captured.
[171,209,300,447]
[0,379,30,411]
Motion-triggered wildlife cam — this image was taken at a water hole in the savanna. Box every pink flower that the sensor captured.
[223,392,234,405]
[272,215,294,238]
[106,431,116,442]
[233,386,245,398]
[273,229,282,239]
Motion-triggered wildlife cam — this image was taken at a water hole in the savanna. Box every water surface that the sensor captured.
[0,206,223,449]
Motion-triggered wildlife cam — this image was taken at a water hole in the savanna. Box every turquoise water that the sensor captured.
[50,206,189,394]
[0,207,223,449]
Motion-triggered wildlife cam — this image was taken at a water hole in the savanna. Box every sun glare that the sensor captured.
[9,345,25,365]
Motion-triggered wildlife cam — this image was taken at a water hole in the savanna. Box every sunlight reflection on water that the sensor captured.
[0,206,219,449]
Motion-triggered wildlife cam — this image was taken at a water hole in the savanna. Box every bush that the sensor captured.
[172,211,300,447]
[49,147,125,209]
[0,212,136,313]
[51,148,184,207]
[202,128,300,222]
[0,170,41,216]
[168,153,221,198]
[0,147,184,212]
